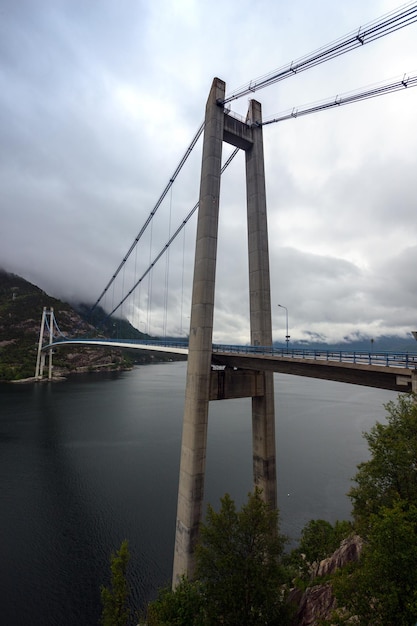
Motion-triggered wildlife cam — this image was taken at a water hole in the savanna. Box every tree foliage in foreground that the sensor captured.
[332,502,417,625]
[100,539,131,626]
[147,577,205,626]
[288,518,352,573]
[197,489,290,625]
[349,393,417,536]
[329,394,417,625]
[148,489,293,625]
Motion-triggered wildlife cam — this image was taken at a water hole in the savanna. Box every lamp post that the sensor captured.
[278,304,290,352]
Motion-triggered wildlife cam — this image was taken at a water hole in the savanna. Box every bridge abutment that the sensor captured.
[172,78,277,584]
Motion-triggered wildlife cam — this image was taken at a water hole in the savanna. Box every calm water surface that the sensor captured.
[0,362,395,625]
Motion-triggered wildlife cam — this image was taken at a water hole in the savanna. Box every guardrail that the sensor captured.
[212,344,417,369]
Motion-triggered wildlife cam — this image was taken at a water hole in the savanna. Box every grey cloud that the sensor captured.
[1,0,417,343]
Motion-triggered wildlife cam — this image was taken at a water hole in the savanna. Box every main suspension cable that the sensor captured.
[258,71,417,126]
[106,148,240,319]
[222,2,417,104]
[90,121,204,314]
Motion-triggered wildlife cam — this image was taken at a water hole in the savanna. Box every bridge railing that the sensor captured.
[212,344,417,369]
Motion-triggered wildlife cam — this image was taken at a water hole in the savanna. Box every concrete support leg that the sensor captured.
[48,307,54,381]
[35,307,47,379]
[172,78,225,584]
[246,100,277,509]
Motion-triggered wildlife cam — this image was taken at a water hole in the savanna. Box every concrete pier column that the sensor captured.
[172,78,225,583]
[412,371,417,394]
[35,307,47,379]
[48,307,54,380]
[245,100,277,509]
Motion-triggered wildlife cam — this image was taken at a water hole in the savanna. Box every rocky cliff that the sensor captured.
[290,535,363,625]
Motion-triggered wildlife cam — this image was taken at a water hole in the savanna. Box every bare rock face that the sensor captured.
[291,535,363,625]
[292,583,336,626]
[314,535,363,579]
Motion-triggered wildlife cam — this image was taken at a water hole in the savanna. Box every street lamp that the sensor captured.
[278,304,290,352]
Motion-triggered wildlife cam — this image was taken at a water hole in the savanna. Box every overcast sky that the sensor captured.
[1,0,417,344]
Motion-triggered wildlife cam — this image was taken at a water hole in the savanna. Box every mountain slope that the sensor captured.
[0,269,134,380]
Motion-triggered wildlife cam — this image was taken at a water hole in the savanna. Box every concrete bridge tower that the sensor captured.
[173,78,276,583]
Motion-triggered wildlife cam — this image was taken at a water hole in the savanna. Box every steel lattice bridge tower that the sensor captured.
[172,78,276,583]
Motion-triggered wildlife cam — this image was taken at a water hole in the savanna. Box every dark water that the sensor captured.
[0,362,395,625]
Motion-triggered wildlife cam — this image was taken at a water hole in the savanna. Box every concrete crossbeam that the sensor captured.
[209,368,265,400]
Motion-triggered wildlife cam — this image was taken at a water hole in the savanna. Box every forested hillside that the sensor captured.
[0,269,148,381]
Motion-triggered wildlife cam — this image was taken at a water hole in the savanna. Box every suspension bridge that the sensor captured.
[37,307,417,392]
[34,2,417,585]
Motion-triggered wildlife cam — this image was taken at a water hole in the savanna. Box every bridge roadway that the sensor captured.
[45,338,417,392]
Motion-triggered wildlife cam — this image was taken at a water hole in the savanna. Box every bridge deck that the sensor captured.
[212,351,413,392]
[44,339,417,392]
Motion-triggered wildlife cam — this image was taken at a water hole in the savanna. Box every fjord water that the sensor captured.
[0,362,395,625]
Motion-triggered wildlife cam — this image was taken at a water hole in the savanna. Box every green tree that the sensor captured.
[147,577,205,626]
[284,519,352,583]
[196,489,291,625]
[349,393,417,535]
[100,540,131,626]
[332,502,417,625]
[147,489,293,625]
[298,519,352,565]
[328,394,417,625]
